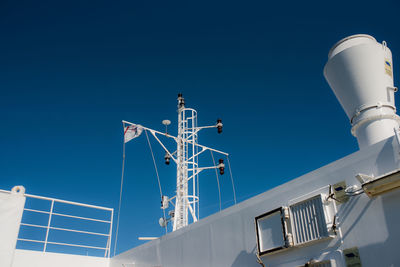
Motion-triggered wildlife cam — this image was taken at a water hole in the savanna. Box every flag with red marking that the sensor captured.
[124,124,143,143]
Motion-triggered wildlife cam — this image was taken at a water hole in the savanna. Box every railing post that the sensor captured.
[43,199,54,252]
[105,209,114,258]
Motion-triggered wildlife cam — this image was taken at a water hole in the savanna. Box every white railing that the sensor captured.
[5,190,114,258]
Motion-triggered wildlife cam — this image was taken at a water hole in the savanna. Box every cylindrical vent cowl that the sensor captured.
[324,34,399,149]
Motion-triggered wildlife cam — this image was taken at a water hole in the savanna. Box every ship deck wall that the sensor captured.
[111,136,400,267]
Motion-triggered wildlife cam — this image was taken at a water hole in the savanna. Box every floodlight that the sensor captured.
[356,169,400,197]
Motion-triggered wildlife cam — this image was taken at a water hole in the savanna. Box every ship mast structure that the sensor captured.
[123,94,227,231]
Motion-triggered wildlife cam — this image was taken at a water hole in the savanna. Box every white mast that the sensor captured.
[123,93,227,231]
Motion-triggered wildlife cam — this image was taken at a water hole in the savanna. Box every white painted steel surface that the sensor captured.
[324,34,399,149]
[257,210,285,252]
[0,187,26,267]
[110,136,400,267]
[174,107,199,231]
[12,249,109,267]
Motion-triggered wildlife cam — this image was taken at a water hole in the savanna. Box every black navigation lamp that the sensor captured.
[165,152,171,165]
[216,119,223,134]
[218,159,225,175]
[177,93,185,109]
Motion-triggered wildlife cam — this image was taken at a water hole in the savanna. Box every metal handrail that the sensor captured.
[46,241,108,251]
[52,212,112,224]
[23,208,50,214]
[20,223,48,229]
[24,193,113,211]
[21,223,110,237]
[18,238,109,251]
[23,208,112,224]
[50,226,110,237]
[18,238,46,244]
[9,190,114,258]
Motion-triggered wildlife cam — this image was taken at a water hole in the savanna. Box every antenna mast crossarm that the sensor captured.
[186,165,221,182]
[184,125,218,140]
[148,130,178,164]
[196,125,219,131]
[184,119,223,139]
[122,120,178,163]
[122,120,178,141]
[188,141,229,156]
[122,120,228,159]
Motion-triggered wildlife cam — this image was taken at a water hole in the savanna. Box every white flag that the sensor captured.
[124,124,143,143]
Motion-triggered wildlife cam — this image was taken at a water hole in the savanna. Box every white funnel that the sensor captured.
[324,34,399,149]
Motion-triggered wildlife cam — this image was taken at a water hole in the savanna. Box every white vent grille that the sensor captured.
[310,260,332,267]
[290,195,329,245]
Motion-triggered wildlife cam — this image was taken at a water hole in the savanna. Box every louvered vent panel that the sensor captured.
[297,260,332,267]
[310,260,332,267]
[290,195,329,245]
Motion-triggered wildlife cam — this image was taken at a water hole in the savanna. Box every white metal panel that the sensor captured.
[0,188,26,267]
[256,209,285,253]
[12,249,109,267]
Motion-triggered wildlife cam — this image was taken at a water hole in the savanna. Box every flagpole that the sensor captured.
[114,124,126,256]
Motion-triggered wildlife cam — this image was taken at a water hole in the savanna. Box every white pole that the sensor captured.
[173,95,185,231]
[43,200,54,252]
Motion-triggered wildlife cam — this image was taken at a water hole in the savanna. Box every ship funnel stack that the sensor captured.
[324,34,399,149]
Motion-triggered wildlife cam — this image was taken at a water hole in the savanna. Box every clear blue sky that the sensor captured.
[1,0,400,255]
